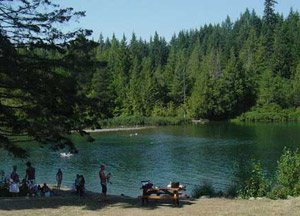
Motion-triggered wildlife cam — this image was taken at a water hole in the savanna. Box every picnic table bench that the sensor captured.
[140,187,181,206]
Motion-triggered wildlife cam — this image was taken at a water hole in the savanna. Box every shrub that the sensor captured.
[267,185,290,200]
[235,159,270,198]
[276,148,300,196]
[226,184,238,198]
[191,180,215,198]
[100,116,190,127]
[233,105,300,122]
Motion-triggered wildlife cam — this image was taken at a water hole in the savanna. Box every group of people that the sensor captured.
[72,164,111,201]
[7,162,112,201]
[8,161,36,196]
[7,161,59,197]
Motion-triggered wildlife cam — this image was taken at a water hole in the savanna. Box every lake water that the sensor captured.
[1,122,300,197]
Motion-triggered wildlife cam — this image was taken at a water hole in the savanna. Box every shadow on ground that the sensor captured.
[0,189,194,211]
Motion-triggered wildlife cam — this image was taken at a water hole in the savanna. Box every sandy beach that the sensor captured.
[83,127,154,133]
[1,187,300,216]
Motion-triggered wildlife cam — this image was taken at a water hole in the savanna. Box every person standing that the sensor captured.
[99,164,111,201]
[79,175,85,197]
[25,161,35,187]
[9,165,20,197]
[56,169,63,190]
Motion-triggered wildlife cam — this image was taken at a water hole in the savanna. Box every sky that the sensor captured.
[58,0,300,41]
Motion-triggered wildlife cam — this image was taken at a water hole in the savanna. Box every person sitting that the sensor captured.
[42,183,51,197]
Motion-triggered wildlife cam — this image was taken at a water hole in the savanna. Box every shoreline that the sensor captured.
[83,126,155,133]
[1,186,300,216]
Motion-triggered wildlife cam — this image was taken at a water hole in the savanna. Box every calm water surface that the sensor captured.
[1,122,300,197]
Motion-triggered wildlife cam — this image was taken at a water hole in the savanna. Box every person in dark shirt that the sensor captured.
[79,175,85,197]
[75,174,80,194]
[25,161,35,186]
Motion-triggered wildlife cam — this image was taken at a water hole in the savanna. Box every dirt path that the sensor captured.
[1,189,300,216]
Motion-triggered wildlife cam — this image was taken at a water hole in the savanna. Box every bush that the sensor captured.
[101,115,146,126]
[267,185,290,200]
[100,116,190,127]
[230,148,300,200]
[233,104,300,122]
[226,184,238,198]
[191,180,215,198]
[276,148,300,196]
[235,159,270,198]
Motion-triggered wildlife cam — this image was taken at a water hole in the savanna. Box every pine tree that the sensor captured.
[0,0,95,157]
[262,0,278,55]
[291,62,300,107]
[125,57,142,115]
[186,39,202,86]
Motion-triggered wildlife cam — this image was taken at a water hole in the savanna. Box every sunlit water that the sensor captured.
[1,122,300,197]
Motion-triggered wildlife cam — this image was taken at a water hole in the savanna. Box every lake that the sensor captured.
[1,122,300,197]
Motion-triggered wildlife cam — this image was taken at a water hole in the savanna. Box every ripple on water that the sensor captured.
[1,123,300,197]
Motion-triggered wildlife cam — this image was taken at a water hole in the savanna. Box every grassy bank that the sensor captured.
[232,105,300,122]
[100,116,191,127]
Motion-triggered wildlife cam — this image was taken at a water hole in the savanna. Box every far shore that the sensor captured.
[83,126,155,133]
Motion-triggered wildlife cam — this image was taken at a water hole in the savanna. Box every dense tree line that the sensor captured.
[1,0,300,156]
[80,0,300,120]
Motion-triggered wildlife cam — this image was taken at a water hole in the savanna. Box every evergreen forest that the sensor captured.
[72,0,300,122]
[1,0,300,156]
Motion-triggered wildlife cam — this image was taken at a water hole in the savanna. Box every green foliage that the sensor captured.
[235,159,270,198]
[3,0,300,157]
[226,184,238,198]
[233,105,300,122]
[191,180,215,198]
[291,62,300,106]
[276,148,300,196]
[267,185,290,199]
[0,0,98,157]
[100,116,189,127]
[232,148,300,199]
[145,116,189,126]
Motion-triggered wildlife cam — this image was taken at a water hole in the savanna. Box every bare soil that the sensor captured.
[1,187,300,216]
